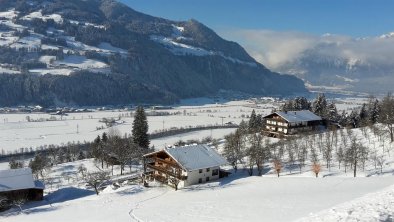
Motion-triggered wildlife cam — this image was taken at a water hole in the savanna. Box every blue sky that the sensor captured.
[120,0,394,37]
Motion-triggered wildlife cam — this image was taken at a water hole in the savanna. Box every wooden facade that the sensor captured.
[0,168,45,212]
[143,150,187,189]
[0,188,43,201]
[263,111,322,137]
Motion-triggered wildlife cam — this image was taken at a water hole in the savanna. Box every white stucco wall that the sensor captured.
[183,166,220,187]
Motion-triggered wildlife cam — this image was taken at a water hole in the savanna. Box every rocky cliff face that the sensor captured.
[0,0,307,106]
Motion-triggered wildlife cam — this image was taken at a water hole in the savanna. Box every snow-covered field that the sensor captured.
[0,99,275,153]
[0,96,367,154]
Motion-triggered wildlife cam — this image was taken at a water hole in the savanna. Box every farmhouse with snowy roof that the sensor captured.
[0,168,44,204]
[143,145,228,190]
[263,110,323,137]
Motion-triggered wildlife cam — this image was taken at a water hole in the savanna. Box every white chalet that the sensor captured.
[143,145,228,189]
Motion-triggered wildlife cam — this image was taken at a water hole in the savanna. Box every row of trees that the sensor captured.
[224,124,385,178]
[91,106,150,174]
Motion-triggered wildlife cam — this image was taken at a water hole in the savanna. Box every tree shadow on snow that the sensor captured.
[45,187,95,204]
[0,200,59,217]
[183,168,274,192]
[116,186,144,196]
[0,187,94,217]
[366,168,394,177]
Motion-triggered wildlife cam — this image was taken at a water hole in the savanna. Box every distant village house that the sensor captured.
[263,110,323,137]
[143,145,228,190]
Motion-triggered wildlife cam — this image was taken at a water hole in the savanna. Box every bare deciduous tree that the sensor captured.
[273,159,282,177]
[83,170,110,195]
[223,130,245,173]
[379,92,394,142]
[336,146,345,170]
[168,177,180,191]
[377,155,386,174]
[323,131,334,170]
[312,163,321,178]
[298,141,308,173]
[346,138,369,177]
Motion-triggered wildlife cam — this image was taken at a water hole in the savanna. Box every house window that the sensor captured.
[198,178,202,183]
[212,169,219,176]
[206,177,210,182]
[199,169,202,173]
[206,168,210,172]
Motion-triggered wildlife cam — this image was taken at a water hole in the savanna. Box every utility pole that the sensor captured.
[220,116,225,126]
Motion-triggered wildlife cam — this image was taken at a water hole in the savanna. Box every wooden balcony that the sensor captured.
[146,163,187,180]
[153,157,179,168]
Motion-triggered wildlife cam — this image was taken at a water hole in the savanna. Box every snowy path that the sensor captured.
[128,188,169,222]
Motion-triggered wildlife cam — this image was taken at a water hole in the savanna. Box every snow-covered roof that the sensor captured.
[0,168,44,192]
[165,145,228,171]
[265,110,322,123]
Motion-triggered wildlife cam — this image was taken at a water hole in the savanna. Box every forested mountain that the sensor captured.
[0,0,307,106]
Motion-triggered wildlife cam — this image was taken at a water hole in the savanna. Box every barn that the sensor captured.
[0,168,45,206]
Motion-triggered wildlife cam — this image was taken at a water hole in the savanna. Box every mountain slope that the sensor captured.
[275,35,394,94]
[0,0,307,106]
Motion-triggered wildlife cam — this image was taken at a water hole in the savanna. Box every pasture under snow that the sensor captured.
[22,10,63,24]
[0,100,279,153]
[1,157,394,222]
[55,55,108,69]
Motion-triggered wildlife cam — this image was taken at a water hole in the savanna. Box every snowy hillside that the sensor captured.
[299,183,394,221]
[1,158,394,222]
[0,8,122,76]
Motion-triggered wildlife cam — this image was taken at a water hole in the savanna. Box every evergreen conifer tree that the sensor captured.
[132,106,150,149]
[248,109,258,132]
[312,93,328,118]
[327,102,339,122]
[368,99,380,124]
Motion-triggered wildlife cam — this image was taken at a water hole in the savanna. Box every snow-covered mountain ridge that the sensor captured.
[0,0,306,106]
[273,32,394,94]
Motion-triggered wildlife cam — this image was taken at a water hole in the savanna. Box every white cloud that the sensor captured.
[220,29,394,70]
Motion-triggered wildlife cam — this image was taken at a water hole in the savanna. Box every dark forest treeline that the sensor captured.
[0,72,177,106]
